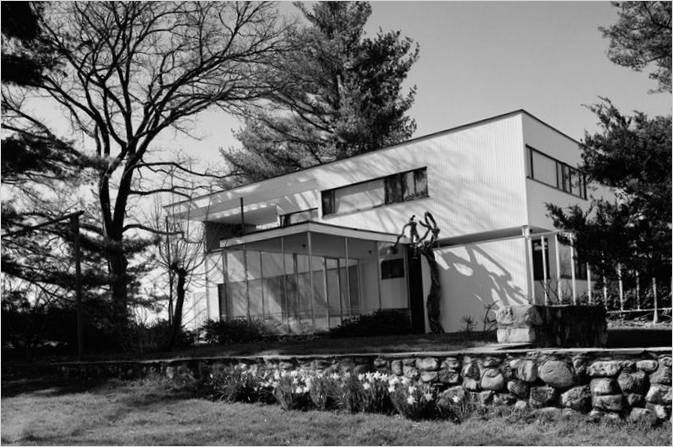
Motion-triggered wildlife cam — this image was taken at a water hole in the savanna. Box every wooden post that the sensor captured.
[70,214,84,361]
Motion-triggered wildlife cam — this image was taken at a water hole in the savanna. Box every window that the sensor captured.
[527,146,587,200]
[532,239,550,281]
[560,244,588,280]
[280,208,318,227]
[322,167,428,216]
[381,258,405,279]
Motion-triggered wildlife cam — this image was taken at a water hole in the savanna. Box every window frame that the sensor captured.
[321,167,428,216]
[527,145,587,200]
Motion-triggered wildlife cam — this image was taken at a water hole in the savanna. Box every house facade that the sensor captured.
[170,110,609,334]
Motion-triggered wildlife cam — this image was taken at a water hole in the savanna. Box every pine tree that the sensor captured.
[222,1,419,183]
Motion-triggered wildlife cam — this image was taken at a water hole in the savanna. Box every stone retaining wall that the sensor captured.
[55,347,671,423]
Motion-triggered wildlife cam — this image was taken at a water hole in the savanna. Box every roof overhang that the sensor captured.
[219,221,407,250]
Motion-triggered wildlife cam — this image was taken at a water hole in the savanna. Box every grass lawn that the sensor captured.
[2,377,670,446]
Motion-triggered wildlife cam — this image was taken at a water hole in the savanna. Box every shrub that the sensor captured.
[272,370,312,411]
[207,365,260,403]
[328,310,412,338]
[388,376,436,420]
[201,318,272,344]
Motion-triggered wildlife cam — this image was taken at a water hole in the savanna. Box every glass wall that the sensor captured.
[218,233,376,333]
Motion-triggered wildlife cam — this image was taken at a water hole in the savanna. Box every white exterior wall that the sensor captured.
[422,237,530,333]
[178,113,529,237]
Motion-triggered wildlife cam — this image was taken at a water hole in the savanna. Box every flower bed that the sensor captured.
[201,365,468,421]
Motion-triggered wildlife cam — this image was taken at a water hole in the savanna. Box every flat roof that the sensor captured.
[219,221,406,249]
[168,109,582,208]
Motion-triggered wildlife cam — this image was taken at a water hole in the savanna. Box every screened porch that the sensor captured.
[206,222,410,334]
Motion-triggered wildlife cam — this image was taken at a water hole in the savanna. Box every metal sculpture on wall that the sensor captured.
[394,212,444,334]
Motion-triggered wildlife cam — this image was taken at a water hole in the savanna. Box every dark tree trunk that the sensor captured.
[109,242,129,342]
[168,269,187,349]
[421,246,444,334]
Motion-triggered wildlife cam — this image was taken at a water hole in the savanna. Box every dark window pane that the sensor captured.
[218,283,229,320]
[532,239,550,280]
[321,191,334,215]
[414,168,428,197]
[402,171,415,200]
[385,174,403,203]
[381,258,405,279]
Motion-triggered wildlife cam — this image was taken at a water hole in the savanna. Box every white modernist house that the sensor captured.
[170,110,608,334]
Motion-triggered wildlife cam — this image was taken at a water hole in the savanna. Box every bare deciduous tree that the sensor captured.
[4,2,291,335]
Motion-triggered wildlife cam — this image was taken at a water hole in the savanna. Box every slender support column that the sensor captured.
[307,231,315,329]
[570,236,577,305]
[322,257,329,327]
[376,242,383,310]
[337,258,343,323]
[652,277,659,323]
[618,264,624,312]
[345,237,351,318]
[243,246,250,318]
[554,233,562,303]
[523,226,535,304]
[222,251,229,320]
[281,237,289,330]
[603,275,608,305]
[587,263,592,304]
[259,251,265,318]
[541,236,548,305]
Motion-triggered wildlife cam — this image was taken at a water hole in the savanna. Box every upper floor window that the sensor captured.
[322,167,428,216]
[280,208,319,227]
[527,146,587,200]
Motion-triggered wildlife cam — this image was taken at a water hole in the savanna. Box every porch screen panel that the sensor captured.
[296,255,313,328]
[261,251,284,323]
[283,253,296,321]
[247,250,263,317]
[326,258,342,327]
[312,256,328,331]
[348,264,360,315]
[227,250,247,318]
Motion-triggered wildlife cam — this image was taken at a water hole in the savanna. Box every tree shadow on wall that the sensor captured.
[435,243,528,331]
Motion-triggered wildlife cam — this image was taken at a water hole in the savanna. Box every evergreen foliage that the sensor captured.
[223,1,419,183]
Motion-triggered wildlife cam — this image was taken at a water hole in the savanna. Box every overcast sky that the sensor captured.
[161,1,671,171]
